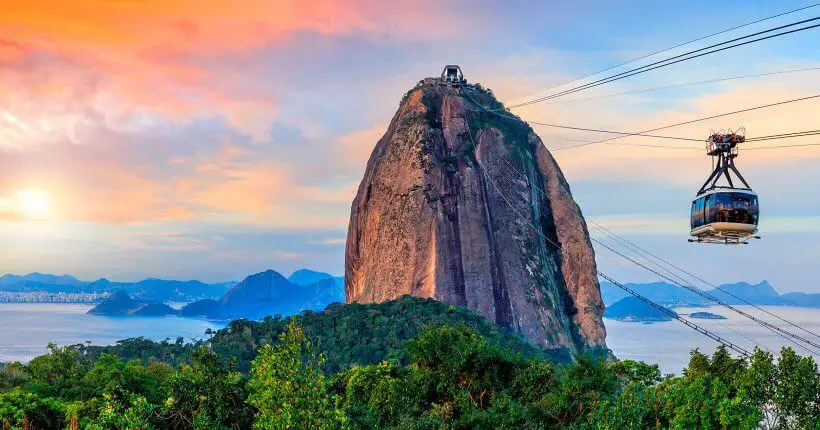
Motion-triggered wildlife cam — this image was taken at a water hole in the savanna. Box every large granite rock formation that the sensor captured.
[345,79,607,354]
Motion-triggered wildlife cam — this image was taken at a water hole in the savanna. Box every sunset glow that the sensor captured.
[14,189,51,219]
[1,1,819,288]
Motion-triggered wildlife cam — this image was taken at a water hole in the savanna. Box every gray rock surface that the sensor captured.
[345,81,607,354]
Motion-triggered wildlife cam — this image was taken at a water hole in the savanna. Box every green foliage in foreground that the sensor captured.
[0,298,818,428]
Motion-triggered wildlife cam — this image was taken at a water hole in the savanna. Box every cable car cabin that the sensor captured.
[690,188,759,244]
[689,128,759,244]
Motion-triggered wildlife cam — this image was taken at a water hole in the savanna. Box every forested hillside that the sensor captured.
[83,296,562,371]
[0,297,818,428]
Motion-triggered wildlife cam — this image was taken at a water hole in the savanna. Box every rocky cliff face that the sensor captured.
[345,80,607,354]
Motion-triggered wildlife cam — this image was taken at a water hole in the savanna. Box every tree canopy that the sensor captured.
[0,297,817,429]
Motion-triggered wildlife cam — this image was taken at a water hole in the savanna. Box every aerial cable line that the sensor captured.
[551,93,820,151]
[590,237,820,355]
[591,231,768,353]
[462,88,701,142]
[743,142,820,150]
[535,126,820,150]
[509,18,820,108]
[503,3,820,106]
[590,228,819,357]
[517,119,701,141]
[464,85,820,150]
[461,114,753,357]
[526,67,820,106]
[556,141,820,152]
[486,141,818,355]
[589,220,820,342]
[746,129,820,141]
[479,138,786,355]
[598,143,700,150]
[598,273,751,357]
[462,88,820,353]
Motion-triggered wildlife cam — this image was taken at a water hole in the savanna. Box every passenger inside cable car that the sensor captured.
[690,190,759,233]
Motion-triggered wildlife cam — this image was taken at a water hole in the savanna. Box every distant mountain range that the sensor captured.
[181,269,344,320]
[88,268,345,320]
[0,272,236,302]
[599,280,820,308]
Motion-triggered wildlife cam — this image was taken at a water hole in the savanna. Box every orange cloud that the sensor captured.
[0,1,464,141]
[0,1,374,52]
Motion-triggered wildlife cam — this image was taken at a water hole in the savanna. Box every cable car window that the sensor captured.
[704,194,717,224]
[703,192,759,225]
[691,197,705,228]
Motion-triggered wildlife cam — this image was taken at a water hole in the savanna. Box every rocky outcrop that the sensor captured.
[345,80,607,354]
[87,290,177,316]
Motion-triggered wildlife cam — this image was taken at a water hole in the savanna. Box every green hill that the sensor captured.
[209,295,566,372]
[85,295,567,371]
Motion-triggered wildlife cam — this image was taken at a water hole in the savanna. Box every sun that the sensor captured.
[15,189,51,219]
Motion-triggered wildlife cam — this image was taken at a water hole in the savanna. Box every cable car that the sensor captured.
[689,128,760,244]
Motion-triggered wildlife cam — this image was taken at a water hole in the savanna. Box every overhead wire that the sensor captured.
[463,86,820,354]
[525,67,820,106]
[589,224,819,357]
[744,142,820,150]
[464,101,701,141]
[746,129,820,141]
[592,234,820,355]
[590,220,820,343]
[464,87,820,151]
[550,93,820,151]
[503,3,820,106]
[589,228,769,354]
[597,273,751,357]
[509,18,820,108]
[459,99,753,357]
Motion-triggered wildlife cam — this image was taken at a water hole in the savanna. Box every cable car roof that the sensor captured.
[694,187,757,199]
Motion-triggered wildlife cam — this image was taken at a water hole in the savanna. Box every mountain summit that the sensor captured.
[344,75,607,354]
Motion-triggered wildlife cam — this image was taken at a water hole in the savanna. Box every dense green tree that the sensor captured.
[0,363,27,393]
[0,389,65,430]
[80,354,168,404]
[773,347,819,428]
[159,347,253,429]
[587,382,658,429]
[333,362,412,428]
[25,343,90,399]
[533,355,619,426]
[247,321,345,429]
[85,391,155,430]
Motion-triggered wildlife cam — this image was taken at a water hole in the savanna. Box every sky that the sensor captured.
[1,1,819,292]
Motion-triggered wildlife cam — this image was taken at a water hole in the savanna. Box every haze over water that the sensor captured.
[0,303,222,363]
[605,305,820,374]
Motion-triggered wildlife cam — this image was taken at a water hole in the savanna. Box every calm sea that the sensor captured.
[1,303,818,374]
[606,305,820,374]
[0,303,223,363]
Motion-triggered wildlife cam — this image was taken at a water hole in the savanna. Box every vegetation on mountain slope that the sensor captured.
[0,297,818,429]
[81,296,558,371]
